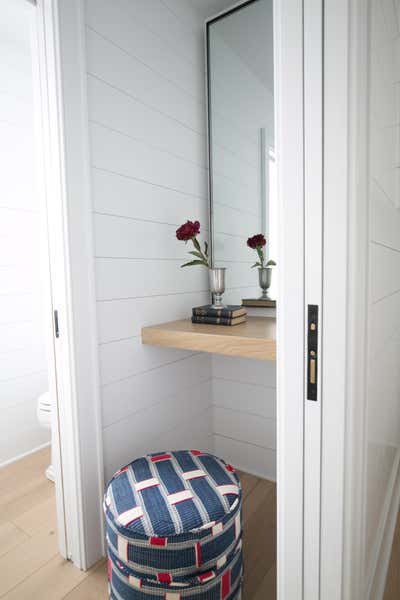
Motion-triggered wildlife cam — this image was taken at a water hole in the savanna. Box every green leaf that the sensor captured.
[189,250,204,259]
[251,262,261,268]
[204,240,209,257]
[181,259,208,268]
[267,259,276,266]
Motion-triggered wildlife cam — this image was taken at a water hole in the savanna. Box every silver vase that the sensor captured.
[258,267,272,300]
[209,267,226,308]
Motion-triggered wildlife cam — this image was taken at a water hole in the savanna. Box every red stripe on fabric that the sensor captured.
[115,466,128,476]
[198,570,214,582]
[150,537,167,547]
[221,570,231,599]
[195,542,202,567]
[190,450,202,456]
[158,573,172,584]
[151,454,172,462]
[107,557,112,582]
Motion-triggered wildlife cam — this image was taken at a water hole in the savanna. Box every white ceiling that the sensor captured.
[188,0,236,20]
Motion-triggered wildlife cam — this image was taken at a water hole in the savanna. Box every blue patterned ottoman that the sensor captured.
[104,450,243,599]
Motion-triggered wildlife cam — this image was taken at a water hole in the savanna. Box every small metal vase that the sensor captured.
[258,267,272,300]
[209,267,226,308]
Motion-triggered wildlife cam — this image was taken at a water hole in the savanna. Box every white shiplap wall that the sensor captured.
[84,0,214,482]
[0,1,49,465]
[364,0,400,586]
[212,355,276,480]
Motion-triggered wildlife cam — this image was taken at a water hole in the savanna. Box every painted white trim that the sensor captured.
[303,2,323,598]
[343,1,369,598]
[0,442,51,470]
[275,1,305,598]
[320,1,350,597]
[34,0,104,570]
[31,0,68,560]
[368,450,400,600]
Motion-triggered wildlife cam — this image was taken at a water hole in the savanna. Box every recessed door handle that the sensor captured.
[307,305,318,401]
[310,354,316,385]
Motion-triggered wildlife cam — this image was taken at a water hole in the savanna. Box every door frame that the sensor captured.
[275,1,305,598]
[32,0,337,587]
[32,0,104,569]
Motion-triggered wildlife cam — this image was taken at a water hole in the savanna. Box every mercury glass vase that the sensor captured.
[209,267,226,308]
[258,267,272,300]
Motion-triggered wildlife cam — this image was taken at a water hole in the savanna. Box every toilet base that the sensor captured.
[46,464,55,483]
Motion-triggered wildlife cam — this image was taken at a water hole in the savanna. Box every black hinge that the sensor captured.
[54,310,60,338]
[307,305,318,401]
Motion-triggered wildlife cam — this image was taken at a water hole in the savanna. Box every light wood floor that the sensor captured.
[3,447,400,599]
[0,447,275,599]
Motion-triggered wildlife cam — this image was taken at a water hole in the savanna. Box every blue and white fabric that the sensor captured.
[104,450,243,599]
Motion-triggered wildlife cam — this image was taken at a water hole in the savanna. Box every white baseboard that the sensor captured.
[368,449,400,600]
[0,441,51,469]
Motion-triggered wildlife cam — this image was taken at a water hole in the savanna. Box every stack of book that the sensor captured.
[191,305,247,326]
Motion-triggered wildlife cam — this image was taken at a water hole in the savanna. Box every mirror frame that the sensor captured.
[205,0,261,268]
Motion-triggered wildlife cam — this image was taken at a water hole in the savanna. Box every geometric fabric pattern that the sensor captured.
[104,450,243,599]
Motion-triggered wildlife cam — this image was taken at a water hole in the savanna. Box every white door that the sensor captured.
[303,1,324,599]
[276,1,324,598]
[31,0,105,570]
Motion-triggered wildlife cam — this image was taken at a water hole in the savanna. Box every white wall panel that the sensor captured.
[0,1,49,465]
[85,0,213,478]
[213,378,276,419]
[99,337,193,386]
[213,406,276,449]
[88,76,206,168]
[102,354,211,428]
[214,434,276,481]
[97,291,209,344]
[94,214,208,261]
[90,122,207,199]
[85,0,201,98]
[95,259,208,301]
[364,0,400,587]
[85,29,204,133]
[92,168,207,227]
[212,355,276,479]
[103,381,212,480]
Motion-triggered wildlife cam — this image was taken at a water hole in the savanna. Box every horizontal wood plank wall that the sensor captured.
[84,0,214,481]
[0,2,49,466]
[212,355,276,480]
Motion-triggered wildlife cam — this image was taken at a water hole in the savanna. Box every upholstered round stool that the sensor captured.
[104,450,243,599]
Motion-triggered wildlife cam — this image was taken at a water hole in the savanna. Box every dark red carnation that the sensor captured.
[176,220,201,241]
[247,233,266,249]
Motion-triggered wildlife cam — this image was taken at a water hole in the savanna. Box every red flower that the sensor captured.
[176,220,201,241]
[247,234,266,249]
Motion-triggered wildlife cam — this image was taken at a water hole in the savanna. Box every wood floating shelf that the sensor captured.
[142,317,276,361]
[242,298,276,308]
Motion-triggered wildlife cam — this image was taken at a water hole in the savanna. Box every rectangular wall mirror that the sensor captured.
[206,0,276,307]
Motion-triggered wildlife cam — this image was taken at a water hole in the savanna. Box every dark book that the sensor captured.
[191,315,247,326]
[192,304,247,318]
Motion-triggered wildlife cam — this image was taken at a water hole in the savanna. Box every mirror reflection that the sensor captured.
[207,0,276,307]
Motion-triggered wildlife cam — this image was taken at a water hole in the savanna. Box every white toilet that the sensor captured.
[37,391,55,482]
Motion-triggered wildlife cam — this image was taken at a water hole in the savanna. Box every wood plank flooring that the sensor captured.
[3,447,400,599]
[0,448,276,599]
